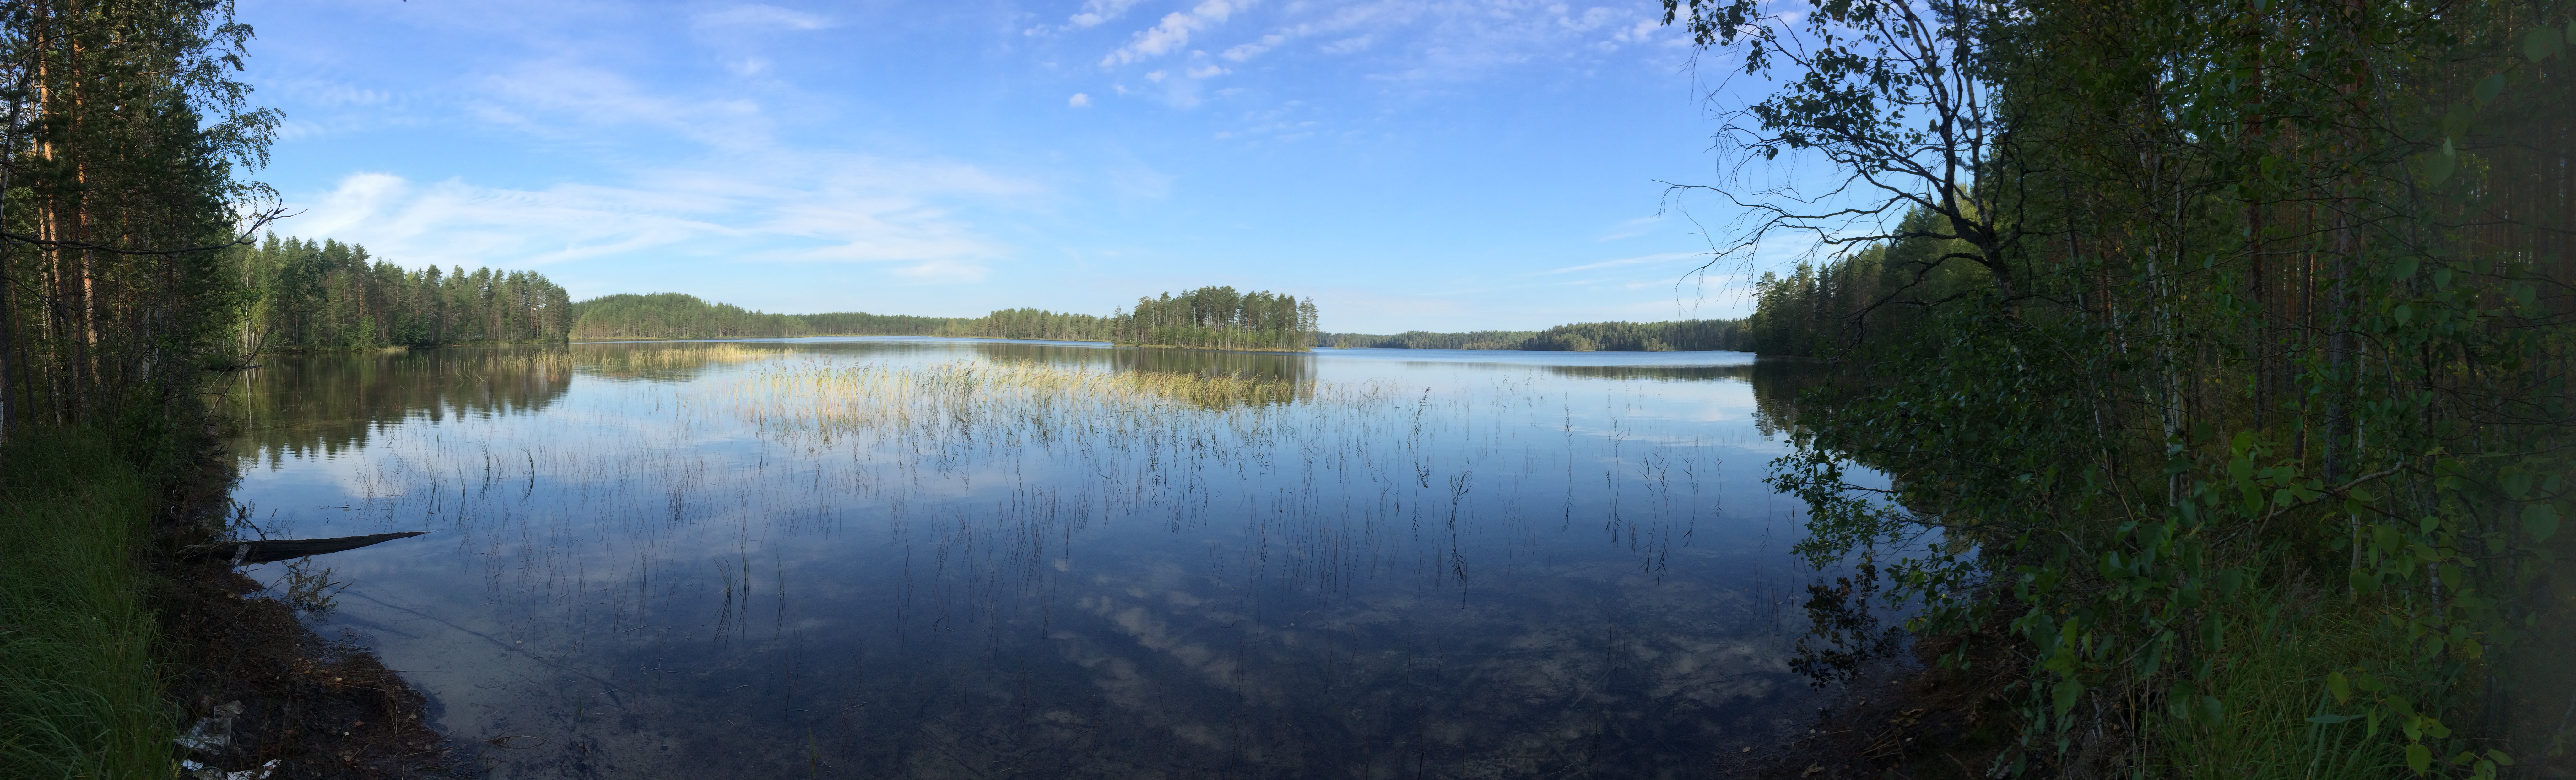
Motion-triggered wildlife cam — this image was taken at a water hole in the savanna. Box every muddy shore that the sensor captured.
[150,431,461,779]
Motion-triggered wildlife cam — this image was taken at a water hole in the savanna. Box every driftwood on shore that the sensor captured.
[184,532,427,565]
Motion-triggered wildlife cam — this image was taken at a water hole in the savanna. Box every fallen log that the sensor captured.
[184,532,428,565]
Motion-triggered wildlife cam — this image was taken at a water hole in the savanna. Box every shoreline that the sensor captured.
[151,426,461,778]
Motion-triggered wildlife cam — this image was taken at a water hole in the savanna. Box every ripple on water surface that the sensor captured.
[221,337,1857,779]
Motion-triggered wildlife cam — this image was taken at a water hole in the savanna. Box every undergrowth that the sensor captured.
[0,431,175,779]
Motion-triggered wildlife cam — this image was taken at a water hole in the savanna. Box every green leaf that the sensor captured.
[2054,678,2084,716]
[2392,256,2419,280]
[2306,713,2359,724]
[2200,695,2225,725]
[2490,750,2516,766]
[2526,503,2560,542]
[2393,304,2414,326]
[2407,743,2433,774]
[2475,73,2507,105]
[2328,670,2351,704]
[2422,151,2456,185]
[2527,26,2566,61]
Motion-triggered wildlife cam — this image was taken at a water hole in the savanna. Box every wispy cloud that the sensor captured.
[1542,251,1704,275]
[470,62,770,149]
[694,4,833,31]
[1102,0,1249,66]
[293,147,1032,283]
[1068,0,1149,29]
[1597,214,1666,241]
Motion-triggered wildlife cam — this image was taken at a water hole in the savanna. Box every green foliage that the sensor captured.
[950,307,1119,342]
[1318,319,1749,352]
[566,293,1118,342]
[570,292,833,340]
[1,0,278,434]
[0,431,175,779]
[229,235,573,355]
[1742,208,1989,357]
[1113,286,1317,352]
[1519,318,1748,352]
[1319,330,1541,349]
[1671,0,2573,774]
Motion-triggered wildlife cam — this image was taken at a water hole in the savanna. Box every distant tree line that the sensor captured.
[230,236,574,357]
[1318,318,1751,352]
[567,293,1117,343]
[1112,287,1317,352]
[1734,207,1983,357]
[1321,330,1538,349]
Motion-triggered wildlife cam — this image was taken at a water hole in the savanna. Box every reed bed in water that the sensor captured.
[575,342,785,381]
[726,359,1383,446]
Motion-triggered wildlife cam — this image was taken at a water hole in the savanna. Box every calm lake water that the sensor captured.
[221,338,1851,779]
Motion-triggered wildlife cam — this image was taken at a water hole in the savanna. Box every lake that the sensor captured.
[220,338,1854,779]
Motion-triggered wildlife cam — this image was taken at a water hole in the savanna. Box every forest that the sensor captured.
[1662,0,2574,775]
[1320,318,1751,352]
[228,235,574,357]
[566,292,1116,342]
[0,1,290,776]
[1111,286,1318,351]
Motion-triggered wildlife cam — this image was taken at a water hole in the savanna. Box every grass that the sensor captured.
[2157,585,2406,779]
[0,431,175,779]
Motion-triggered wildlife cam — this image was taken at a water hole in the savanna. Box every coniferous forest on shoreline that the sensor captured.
[2,0,2570,774]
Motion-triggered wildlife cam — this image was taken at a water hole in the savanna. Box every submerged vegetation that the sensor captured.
[228,340,1764,775]
[1665,0,2576,774]
[731,359,1329,444]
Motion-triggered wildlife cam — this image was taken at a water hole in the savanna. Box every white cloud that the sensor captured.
[1542,252,1704,275]
[471,62,769,149]
[1067,0,1149,29]
[1101,0,1249,67]
[1220,34,1286,61]
[695,4,833,30]
[292,150,1031,283]
[1597,214,1665,241]
[1069,92,1093,107]
[1318,35,1372,54]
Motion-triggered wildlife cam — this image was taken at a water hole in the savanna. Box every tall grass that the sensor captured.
[2157,578,2416,779]
[0,432,174,779]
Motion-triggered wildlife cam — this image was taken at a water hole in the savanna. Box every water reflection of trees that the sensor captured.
[1535,359,1835,438]
[1540,364,1758,382]
[221,347,574,460]
[1744,359,1839,438]
[970,342,1319,408]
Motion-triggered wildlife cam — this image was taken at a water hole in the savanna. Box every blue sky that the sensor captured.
[240,0,1783,333]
